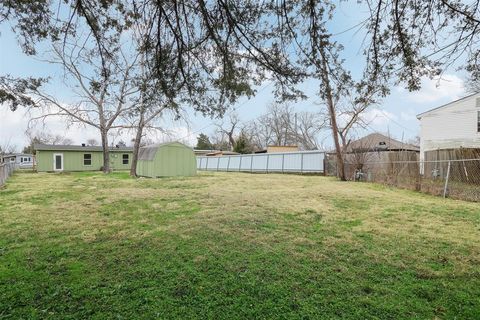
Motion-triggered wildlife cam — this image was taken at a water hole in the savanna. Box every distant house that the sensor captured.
[193,149,217,156]
[344,133,419,153]
[254,145,299,154]
[417,92,480,161]
[205,150,240,157]
[34,144,133,172]
[0,153,35,169]
[325,133,419,178]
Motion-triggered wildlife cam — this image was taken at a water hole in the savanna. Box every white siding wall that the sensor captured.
[419,94,480,160]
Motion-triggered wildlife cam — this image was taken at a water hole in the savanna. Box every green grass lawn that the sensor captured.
[1,171,479,319]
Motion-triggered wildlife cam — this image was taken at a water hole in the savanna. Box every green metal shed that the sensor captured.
[136,142,197,177]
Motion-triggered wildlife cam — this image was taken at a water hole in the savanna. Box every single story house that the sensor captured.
[0,153,35,169]
[344,133,419,153]
[205,150,240,157]
[34,144,133,172]
[325,133,419,179]
[136,142,196,177]
[254,145,299,153]
[417,92,480,161]
[193,149,217,156]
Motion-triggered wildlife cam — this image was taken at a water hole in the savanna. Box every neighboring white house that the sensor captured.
[416,92,480,161]
[0,153,35,169]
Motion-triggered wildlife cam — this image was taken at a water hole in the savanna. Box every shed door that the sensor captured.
[53,153,63,171]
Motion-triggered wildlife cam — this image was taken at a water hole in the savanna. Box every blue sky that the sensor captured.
[0,1,468,151]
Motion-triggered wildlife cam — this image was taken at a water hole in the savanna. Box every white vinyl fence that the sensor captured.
[0,163,15,187]
[197,150,325,173]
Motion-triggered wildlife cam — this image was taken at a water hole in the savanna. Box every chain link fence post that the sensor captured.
[443,160,451,198]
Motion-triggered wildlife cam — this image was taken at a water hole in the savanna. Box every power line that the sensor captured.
[376,109,417,134]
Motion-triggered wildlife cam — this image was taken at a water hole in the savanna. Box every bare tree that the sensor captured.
[245,103,326,150]
[25,41,141,173]
[22,131,73,154]
[214,113,240,150]
[0,139,17,158]
[330,92,383,153]
[86,139,99,146]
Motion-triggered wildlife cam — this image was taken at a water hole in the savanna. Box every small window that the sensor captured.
[122,154,129,165]
[83,153,92,166]
[10,158,15,162]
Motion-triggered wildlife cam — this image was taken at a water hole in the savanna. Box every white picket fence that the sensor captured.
[197,150,325,173]
[0,163,15,187]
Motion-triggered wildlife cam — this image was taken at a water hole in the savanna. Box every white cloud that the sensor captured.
[404,74,465,103]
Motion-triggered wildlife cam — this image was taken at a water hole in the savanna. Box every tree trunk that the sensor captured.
[227,132,235,151]
[130,120,144,177]
[325,96,346,181]
[318,51,346,181]
[100,129,111,173]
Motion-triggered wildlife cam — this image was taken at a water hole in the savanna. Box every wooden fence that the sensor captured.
[0,163,14,187]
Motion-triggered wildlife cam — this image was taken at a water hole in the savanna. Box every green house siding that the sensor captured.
[36,150,133,172]
[136,143,196,177]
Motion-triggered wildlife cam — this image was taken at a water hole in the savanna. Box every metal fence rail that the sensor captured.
[197,150,325,173]
[0,163,14,187]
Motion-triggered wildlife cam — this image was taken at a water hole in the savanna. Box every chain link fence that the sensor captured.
[0,163,15,187]
[328,157,480,202]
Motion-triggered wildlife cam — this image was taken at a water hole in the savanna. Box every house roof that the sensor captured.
[416,92,480,119]
[138,141,192,161]
[34,143,133,152]
[2,153,33,157]
[205,150,240,156]
[344,133,419,153]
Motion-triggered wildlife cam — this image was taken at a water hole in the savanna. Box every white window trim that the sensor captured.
[53,153,64,171]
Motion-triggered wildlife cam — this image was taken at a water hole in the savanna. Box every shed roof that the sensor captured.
[344,133,419,153]
[34,143,133,152]
[138,142,192,161]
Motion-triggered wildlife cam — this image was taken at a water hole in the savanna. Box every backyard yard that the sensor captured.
[0,171,479,319]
